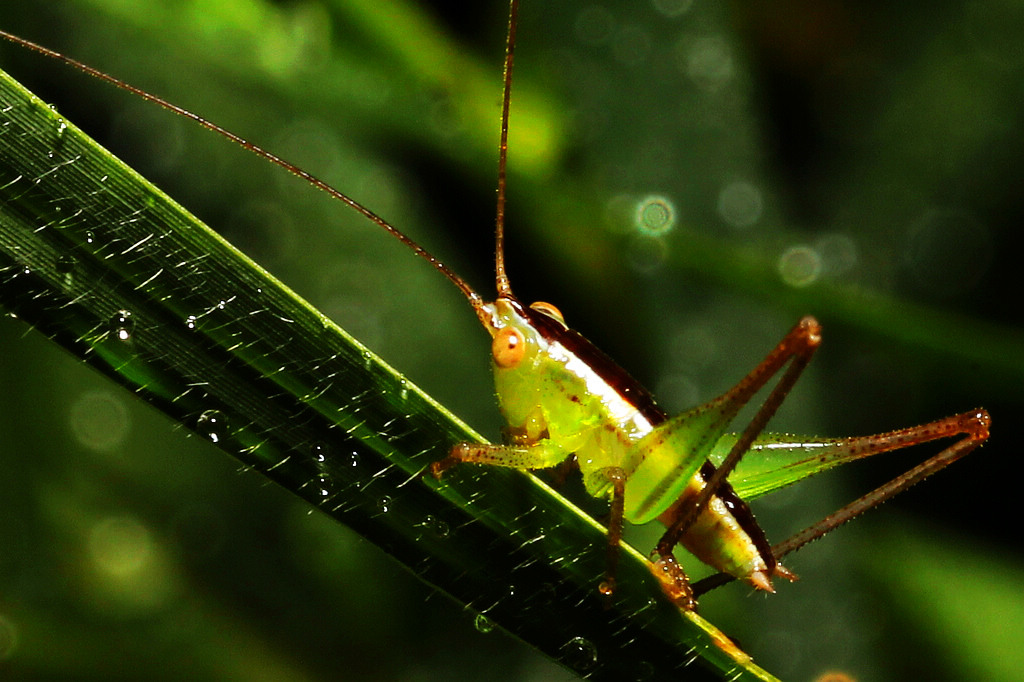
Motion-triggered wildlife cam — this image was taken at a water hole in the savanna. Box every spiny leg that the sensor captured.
[430,439,567,479]
[598,468,626,599]
[652,317,822,599]
[772,409,991,559]
[435,443,631,603]
[691,408,991,598]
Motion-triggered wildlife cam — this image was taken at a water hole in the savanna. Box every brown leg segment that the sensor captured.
[598,467,627,599]
[772,409,991,558]
[691,408,991,598]
[654,317,823,583]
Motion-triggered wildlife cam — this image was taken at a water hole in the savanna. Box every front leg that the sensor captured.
[430,439,570,479]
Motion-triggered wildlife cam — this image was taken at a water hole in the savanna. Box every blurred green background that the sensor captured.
[1,0,1022,680]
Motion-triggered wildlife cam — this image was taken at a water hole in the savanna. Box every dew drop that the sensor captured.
[683,34,734,91]
[184,314,198,331]
[473,613,495,634]
[108,310,135,342]
[536,582,557,606]
[55,254,77,275]
[598,580,615,596]
[815,233,858,277]
[633,660,656,681]
[634,195,675,235]
[431,517,450,539]
[376,496,392,514]
[315,473,333,499]
[398,379,409,401]
[47,114,68,158]
[560,636,598,672]
[69,390,130,452]
[346,450,361,468]
[310,441,329,464]
[778,245,822,287]
[85,230,96,244]
[717,180,763,229]
[195,409,228,444]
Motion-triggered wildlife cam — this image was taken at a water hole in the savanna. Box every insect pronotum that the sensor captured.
[0,0,996,675]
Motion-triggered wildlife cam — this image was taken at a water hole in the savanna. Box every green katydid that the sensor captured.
[0,0,991,614]
[432,0,991,609]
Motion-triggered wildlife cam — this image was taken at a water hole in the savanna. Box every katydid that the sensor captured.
[0,0,991,614]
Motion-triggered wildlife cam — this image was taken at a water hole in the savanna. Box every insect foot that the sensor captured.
[649,554,697,611]
[429,448,465,480]
[429,442,486,479]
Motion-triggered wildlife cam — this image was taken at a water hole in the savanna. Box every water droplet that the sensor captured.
[815,233,858,277]
[310,441,329,464]
[195,409,228,444]
[598,579,615,596]
[420,515,450,539]
[85,230,96,244]
[633,660,656,681]
[634,195,675,235]
[69,390,130,452]
[717,180,764,229]
[473,613,495,634]
[376,496,392,514]
[560,636,598,672]
[536,582,557,606]
[47,113,68,158]
[431,518,450,539]
[315,473,333,498]
[778,245,822,287]
[55,254,77,274]
[398,379,409,401]
[682,34,734,91]
[109,310,135,342]
[184,314,198,330]
[346,450,361,468]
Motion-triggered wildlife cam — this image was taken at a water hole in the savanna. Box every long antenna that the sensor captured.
[0,27,488,319]
[494,0,519,299]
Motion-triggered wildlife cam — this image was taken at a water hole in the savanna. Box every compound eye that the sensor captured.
[492,327,526,368]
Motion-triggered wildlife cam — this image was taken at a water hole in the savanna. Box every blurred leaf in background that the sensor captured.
[1,0,1023,680]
